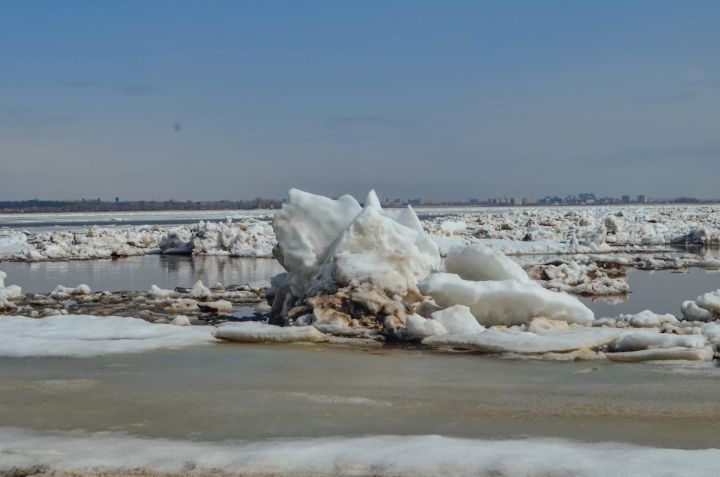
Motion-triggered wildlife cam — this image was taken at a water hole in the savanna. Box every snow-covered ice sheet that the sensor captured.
[0,315,216,357]
[1,427,718,477]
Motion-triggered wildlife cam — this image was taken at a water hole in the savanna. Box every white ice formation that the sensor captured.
[0,315,216,357]
[0,219,276,262]
[4,205,720,266]
[0,271,23,311]
[682,289,720,322]
[217,189,720,363]
[215,188,617,359]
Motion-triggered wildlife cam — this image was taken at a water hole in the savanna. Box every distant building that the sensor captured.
[622,195,630,204]
[578,193,597,203]
[637,194,647,203]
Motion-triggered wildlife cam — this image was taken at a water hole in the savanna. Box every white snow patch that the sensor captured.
[2,428,718,477]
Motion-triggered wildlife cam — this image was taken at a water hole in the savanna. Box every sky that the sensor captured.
[1,1,719,202]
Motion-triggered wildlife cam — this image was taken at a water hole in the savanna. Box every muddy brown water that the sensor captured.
[0,344,718,448]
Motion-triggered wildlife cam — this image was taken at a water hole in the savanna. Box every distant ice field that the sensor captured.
[0,208,276,229]
[1,203,707,228]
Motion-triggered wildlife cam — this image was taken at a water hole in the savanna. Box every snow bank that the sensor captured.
[3,428,718,477]
[419,273,594,326]
[0,315,216,357]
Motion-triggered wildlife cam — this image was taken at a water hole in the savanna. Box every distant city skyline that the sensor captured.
[2,1,719,200]
[1,190,714,215]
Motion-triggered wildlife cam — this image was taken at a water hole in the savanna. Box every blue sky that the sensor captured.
[1,1,719,201]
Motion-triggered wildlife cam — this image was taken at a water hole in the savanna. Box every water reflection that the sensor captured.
[582,268,720,318]
[676,244,720,259]
[5,253,720,319]
[0,255,284,293]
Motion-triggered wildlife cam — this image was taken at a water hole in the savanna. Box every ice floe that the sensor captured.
[214,322,329,343]
[527,258,629,296]
[422,328,619,355]
[680,289,720,322]
[0,315,216,357]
